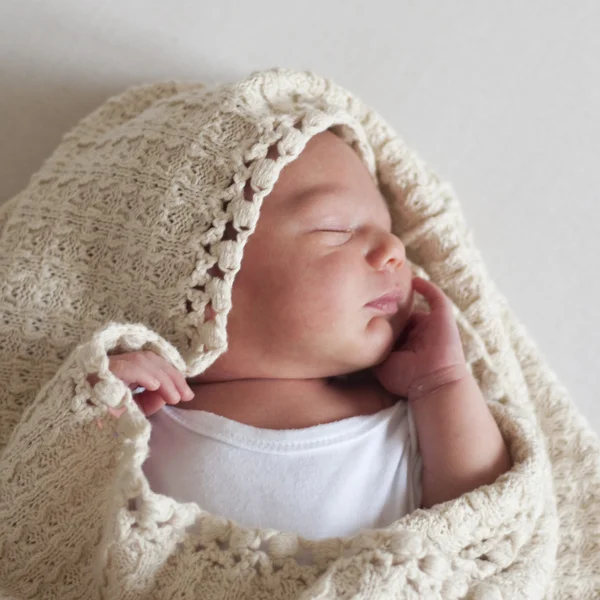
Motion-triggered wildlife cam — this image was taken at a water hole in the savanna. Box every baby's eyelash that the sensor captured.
[318,229,354,243]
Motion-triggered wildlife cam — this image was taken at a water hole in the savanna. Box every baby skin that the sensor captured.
[95,130,512,509]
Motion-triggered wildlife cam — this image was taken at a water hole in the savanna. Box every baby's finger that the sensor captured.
[109,356,162,392]
[140,351,193,401]
[411,277,453,314]
[148,369,183,405]
[134,391,166,416]
[391,311,429,350]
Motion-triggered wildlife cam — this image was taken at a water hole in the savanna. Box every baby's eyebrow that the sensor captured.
[289,183,344,212]
[289,183,393,231]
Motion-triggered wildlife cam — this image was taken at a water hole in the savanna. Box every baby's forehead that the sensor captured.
[284,173,390,212]
[260,130,390,221]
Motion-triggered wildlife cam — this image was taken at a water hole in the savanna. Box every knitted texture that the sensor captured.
[0,67,597,599]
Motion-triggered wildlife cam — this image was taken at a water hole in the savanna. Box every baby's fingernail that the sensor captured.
[184,388,194,400]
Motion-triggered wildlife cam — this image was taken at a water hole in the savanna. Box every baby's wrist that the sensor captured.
[407,363,472,403]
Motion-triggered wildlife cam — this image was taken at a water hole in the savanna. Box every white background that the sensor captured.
[1,1,598,432]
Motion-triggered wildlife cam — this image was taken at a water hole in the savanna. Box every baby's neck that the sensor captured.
[179,372,393,430]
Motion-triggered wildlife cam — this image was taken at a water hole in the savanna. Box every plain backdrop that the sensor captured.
[1,1,598,433]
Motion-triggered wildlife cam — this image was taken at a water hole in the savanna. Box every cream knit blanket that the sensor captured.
[0,68,598,599]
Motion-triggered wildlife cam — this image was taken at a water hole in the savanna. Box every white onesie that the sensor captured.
[142,399,422,540]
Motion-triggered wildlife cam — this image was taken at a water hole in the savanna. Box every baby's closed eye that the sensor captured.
[317,229,354,244]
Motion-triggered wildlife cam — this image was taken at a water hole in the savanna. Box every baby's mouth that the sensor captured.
[365,299,401,315]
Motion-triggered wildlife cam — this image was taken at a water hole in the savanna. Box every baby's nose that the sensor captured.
[384,234,406,270]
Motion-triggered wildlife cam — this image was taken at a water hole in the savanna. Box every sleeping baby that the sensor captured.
[99,129,511,540]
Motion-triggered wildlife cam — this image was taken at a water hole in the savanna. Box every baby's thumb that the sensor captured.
[133,393,166,417]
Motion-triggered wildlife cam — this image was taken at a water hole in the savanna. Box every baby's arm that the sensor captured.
[408,365,512,508]
[373,278,512,509]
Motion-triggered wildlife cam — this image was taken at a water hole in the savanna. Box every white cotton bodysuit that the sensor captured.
[142,397,422,541]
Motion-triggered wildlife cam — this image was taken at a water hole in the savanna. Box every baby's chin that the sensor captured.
[327,336,397,382]
[357,314,408,368]
[387,299,414,338]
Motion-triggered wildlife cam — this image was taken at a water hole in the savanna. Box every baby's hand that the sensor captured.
[87,350,194,416]
[372,277,469,402]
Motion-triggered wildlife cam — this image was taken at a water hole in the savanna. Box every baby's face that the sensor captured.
[202,130,414,381]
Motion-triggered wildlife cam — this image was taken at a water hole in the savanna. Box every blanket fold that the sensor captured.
[0,322,557,599]
[0,67,598,599]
